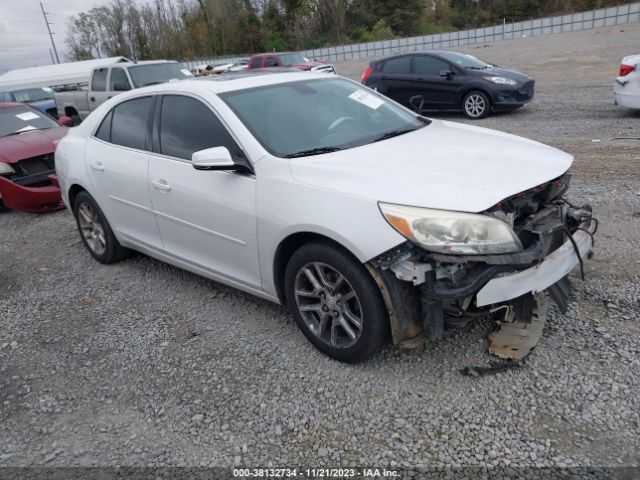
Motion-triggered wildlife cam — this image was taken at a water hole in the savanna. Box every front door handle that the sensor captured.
[90,97,95,102]
[90,162,104,172]
[151,180,171,192]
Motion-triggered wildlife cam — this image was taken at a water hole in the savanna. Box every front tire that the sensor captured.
[73,191,129,264]
[284,241,389,363]
[463,90,491,119]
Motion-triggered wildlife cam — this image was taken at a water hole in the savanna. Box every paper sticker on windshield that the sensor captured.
[17,125,37,132]
[349,90,384,110]
[16,112,40,121]
[180,69,193,76]
[42,87,53,92]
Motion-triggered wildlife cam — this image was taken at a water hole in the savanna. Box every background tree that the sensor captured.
[65,0,625,62]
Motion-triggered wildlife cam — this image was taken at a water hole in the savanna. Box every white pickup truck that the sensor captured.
[55,60,193,123]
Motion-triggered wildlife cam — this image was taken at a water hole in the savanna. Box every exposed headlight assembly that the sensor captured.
[379,203,523,255]
[0,162,15,176]
[483,76,518,86]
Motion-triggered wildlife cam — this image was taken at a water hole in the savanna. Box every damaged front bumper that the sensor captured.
[368,197,597,356]
[0,173,64,213]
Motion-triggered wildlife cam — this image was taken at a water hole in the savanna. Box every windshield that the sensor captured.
[128,63,193,88]
[221,78,426,158]
[11,87,54,103]
[0,106,59,137]
[439,52,491,70]
[279,53,310,66]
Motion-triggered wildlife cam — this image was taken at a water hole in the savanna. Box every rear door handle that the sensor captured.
[90,97,95,102]
[90,162,104,172]
[151,180,171,192]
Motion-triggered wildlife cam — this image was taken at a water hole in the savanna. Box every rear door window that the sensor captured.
[413,56,450,75]
[382,56,411,74]
[158,95,241,160]
[95,110,113,142]
[92,68,108,92]
[110,96,153,150]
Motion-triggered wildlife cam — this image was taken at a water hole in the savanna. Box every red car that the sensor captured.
[0,103,70,213]
[248,52,335,73]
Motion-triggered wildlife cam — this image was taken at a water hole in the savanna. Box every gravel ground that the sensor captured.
[1,23,640,475]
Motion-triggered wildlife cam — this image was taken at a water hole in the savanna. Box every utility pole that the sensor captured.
[49,49,55,64]
[40,2,60,64]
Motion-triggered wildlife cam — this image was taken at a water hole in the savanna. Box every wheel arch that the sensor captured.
[64,105,79,117]
[272,231,365,305]
[460,86,494,108]
[67,183,87,209]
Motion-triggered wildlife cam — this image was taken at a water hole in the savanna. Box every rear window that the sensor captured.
[251,57,262,69]
[382,56,411,74]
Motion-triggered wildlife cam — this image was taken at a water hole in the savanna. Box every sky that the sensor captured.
[0,0,108,74]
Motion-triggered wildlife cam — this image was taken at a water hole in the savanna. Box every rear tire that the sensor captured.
[284,241,389,363]
[73,191,129,264]
[463,90,491,119]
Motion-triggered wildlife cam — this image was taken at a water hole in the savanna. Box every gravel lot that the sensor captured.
[1,23,640,474]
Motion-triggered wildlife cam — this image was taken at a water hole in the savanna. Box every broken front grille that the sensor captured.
[488,173,570,227]
[12,154,55,177]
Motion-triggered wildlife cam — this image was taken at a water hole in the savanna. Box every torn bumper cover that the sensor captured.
[475,218,595,307]
[368,181,597,352]
[0,173,63,213]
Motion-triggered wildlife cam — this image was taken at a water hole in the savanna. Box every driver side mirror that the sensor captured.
[439,70,454,80]
[192,147,246,172]
[113,82,131,91]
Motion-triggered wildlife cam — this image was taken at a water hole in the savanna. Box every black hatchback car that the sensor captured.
[361,51,534,119]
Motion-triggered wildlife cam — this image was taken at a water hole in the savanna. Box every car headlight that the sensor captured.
[483,76,518,86]
[379,203,523,255]
[0,162,15,176]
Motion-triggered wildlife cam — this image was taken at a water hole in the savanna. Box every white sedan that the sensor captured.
[55,72,596,363]
[615,54,640,109]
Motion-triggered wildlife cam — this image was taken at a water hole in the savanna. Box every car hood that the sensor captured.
[470,66,532,83]
[0,127,68,164]
[289,120,573,213]
[292,61,330,70]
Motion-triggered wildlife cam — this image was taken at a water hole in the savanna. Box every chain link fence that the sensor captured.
[182,2,640,70]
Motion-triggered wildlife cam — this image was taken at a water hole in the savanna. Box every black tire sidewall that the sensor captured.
[73,191,125,264]
[463,90,491,119]
[284,241,389,363]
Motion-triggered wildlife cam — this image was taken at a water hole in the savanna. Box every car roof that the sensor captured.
[120,70,331,97]
[372,51,466,62]
[250,52,302,57]
[96,60,178,69]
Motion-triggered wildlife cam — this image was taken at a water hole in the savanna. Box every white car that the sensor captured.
[614,55,640,109]
[55,72,596,363]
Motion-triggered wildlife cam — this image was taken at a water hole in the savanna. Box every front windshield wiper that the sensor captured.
[4,127,51,137]
[284,146,343,158]
[372,127,421,143]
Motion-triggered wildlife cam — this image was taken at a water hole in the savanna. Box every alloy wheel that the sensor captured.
[294,262,364,349]
[465,93,486,118]
[77,202,106,255]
